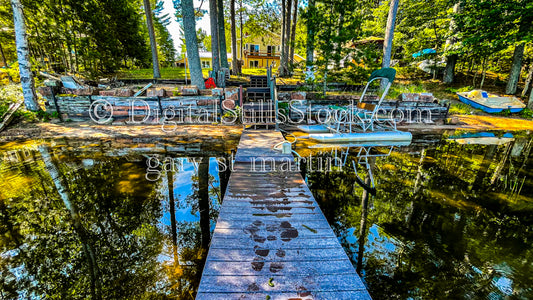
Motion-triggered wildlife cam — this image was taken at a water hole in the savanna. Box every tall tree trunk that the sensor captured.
[143,0,161,78]
[305,0,316,66]
[39,145,101,300]
[289,0,298,65]
[443,55,458,84]
[473,145,496,188]
[182,0,206,88]
[356,175,371,273]
[209,0,220,74]
[506,42,525,94]
[334,9,345,68]
[0,43,13,83]
[279,0,292,76]
[0,42,7,68]
[381,0,399,88]
[10,0,39,111]
[239,0,243,62]
[281,0,286,65]
[491,141,513,185]
[198,158,210,250]
[167,170,179,264]
[382,0,399,69]
[443,2,460,84]
[217,0,229,69]
[480,57,487,89]
[522,65,533,98]
[230,0,239,75]
[529,81,533,110]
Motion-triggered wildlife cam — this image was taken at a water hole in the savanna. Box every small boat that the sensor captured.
[448,132,514,145]
[297,124,331,133]
[309,130,412,143]
[457,90,525,113]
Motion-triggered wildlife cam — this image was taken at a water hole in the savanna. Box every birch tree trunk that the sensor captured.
[182,0,206,88]
[443,2,460,84]
[217,0,229,69]
[382,0,399,69]
[39,145,101,300]
[10,0,39,111]
[167,170,179,264]
[209,0,220,74]
[143,0,161,78]
[305,0,316,66]
[289,0,298,65]
[230,0,240,74]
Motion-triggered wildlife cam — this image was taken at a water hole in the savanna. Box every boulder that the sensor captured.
[115,88,134,97]
[222,99,235,110]
[291,91,306,100]
[212,88,224,97]
[225,87,240,100]
[146,88,166,97]
[99,90,116,96]
[180,85,199,95]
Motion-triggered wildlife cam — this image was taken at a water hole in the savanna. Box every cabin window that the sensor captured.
[250,44,260,55]
[201,61,210,68]
[250,60,259,68]
[267,45,275,55]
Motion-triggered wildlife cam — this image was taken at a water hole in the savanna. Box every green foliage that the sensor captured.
[0,0,159,76]
[153,0,178,66]
[114,67,209,79]
[387,84,427,99]
[445,86,475,93]
[449,102,475,115]
[520,108,533,119]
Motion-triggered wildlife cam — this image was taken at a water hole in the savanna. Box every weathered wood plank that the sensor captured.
[197,130,371,299]
[196,291,371,300]
[197,274,367,293]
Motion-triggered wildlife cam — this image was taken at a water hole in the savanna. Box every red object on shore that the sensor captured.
[205,78,216,89]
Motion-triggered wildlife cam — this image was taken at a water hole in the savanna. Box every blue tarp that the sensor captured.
[412,48,436,58]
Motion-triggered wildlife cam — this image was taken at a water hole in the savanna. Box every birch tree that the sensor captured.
[10,0,39,111]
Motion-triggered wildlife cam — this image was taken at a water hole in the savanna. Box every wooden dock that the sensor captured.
[196,130,372,299]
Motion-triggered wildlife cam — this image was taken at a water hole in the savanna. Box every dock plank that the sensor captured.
[197,130,371,299]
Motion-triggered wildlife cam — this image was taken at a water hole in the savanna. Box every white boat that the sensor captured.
[309,130,412,143]
[296,124,330,133]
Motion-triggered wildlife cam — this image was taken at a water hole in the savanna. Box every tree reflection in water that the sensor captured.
[0,141,230,299]
[305,137,533,299]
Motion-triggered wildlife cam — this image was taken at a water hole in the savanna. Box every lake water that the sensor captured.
[0,131,532,299]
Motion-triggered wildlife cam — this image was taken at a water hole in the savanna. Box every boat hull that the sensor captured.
[309,131,413,143]
[457,93,525,113]
[297,124,331,133]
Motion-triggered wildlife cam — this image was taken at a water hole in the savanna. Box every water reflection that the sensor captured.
[303,133,533,299]
[0,140,232,299]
